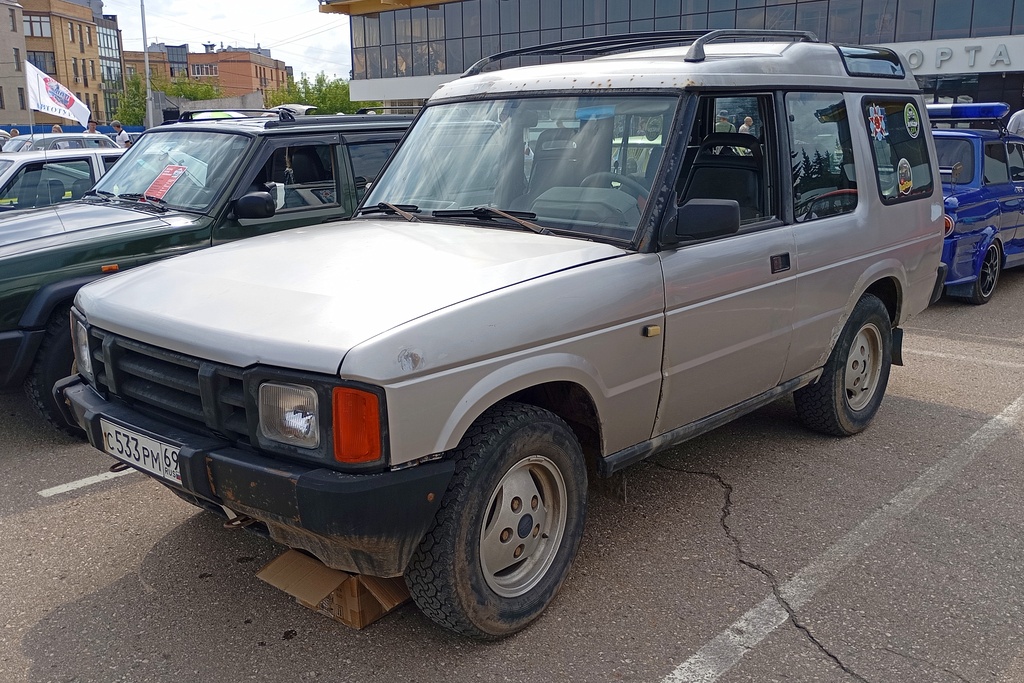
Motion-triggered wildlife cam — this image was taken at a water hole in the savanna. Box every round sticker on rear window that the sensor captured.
[898,158,913,195]
[905,103,920,138]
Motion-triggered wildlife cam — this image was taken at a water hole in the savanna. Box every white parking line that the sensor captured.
[904,348,1024,370]
[662,391,1024,683]
[37,468,136,498]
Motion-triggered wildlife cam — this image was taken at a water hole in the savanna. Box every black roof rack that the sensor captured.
[461,28,820,78]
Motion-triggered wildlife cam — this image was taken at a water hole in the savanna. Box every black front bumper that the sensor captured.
[57,376,455,577]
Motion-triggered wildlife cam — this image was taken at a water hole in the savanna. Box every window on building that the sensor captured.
[13,48,20,72]
[0,87,6,110]
[78,25,84,52]
[788,92,858,222]
[27,51,56,75]
[864,98,933,203]
[90,60,96,77]
[9,8,16,32]
[18,87,25,110]
[72,58,79,77]
[69,22,74,42]
[87,26,92,45]
[24,15,52,37]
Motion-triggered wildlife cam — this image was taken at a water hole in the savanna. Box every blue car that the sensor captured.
[929,102,1024,304]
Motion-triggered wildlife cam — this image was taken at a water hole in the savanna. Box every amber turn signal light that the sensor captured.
[332,387,381,464]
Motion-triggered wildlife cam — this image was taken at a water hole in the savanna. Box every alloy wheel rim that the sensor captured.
[979,246,999,297]
[479,455,567,598]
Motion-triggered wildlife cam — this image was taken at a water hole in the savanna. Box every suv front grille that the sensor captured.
[89,328,250,442]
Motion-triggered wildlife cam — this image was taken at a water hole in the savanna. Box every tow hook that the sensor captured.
[109,461,131,473]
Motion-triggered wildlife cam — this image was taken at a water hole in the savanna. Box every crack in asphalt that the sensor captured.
[882,646,973,683]
[655,461,870,682]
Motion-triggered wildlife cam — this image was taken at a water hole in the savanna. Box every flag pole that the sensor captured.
[141,0,155,129]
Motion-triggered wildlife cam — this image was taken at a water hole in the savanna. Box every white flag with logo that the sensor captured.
[24,61,90,126]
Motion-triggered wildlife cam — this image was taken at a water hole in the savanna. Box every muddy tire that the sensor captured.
[24,303,85,438]
[405,402,587,639]
[794,294,892,437]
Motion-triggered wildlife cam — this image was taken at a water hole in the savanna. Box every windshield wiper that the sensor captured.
[115,193,169,212]
[358,202,420,222]
[82,189,114,202]
[432,207,552,235]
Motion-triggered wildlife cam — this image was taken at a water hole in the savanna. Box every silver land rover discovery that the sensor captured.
[58,30,946,639]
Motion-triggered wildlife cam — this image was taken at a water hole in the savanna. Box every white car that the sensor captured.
[1,132,119,153]
[0,147,124,211]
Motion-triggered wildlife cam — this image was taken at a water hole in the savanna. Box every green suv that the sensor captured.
[0,111,410,433]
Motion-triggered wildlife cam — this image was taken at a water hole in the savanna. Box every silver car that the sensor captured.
[59,30,944,638]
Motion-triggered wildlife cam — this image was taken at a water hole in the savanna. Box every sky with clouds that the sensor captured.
[99,1,353,81]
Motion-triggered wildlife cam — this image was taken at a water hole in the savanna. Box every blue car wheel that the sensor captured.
[966,242,1001,305]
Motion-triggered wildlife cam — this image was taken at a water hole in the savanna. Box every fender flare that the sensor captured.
[18,274,105,329]
[432,352,607,455]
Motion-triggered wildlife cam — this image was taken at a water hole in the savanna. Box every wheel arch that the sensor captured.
[18,275,102,329]
[431,356,606,472]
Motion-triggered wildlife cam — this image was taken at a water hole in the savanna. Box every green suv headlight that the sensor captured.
[258,382,320,449]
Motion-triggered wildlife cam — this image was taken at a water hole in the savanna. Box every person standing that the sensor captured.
[738,116,754,134]
[86,120,97,134]
[111,120,130,148]
[1008,107,1024,136]
[715,110,736,133]
[51,124,62,133]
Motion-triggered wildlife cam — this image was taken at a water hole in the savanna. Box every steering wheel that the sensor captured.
[580,172,649,196]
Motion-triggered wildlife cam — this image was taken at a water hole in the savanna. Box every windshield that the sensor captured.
[366,94,678,241]
[2,138,29,153]
[92,130,250,211]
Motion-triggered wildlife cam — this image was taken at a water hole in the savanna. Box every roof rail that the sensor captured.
[460,28,819,78]
[683,29,818,62]
[462,30,706,77]
[177,109,295,122]
[355,105,421,115]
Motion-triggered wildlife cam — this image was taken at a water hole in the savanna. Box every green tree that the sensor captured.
[264,72,379,114]
[157,77,222,101]
[114,74,146,126]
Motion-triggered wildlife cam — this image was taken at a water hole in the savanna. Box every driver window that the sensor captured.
[256,143,338,211]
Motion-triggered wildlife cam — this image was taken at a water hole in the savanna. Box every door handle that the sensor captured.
[770,253,791,274]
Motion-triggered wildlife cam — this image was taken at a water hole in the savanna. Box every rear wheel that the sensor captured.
[794,294,892,436]
[24,304,85,438]
[405,402,587,639]
[963,242,1001,305]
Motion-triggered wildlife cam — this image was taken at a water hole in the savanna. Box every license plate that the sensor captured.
[99,418,181,483]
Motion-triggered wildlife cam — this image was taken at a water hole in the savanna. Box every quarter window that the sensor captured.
[787,92,857,222]
[863,98,933,204]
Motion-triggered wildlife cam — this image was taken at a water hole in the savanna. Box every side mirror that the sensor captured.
[662,198,741,246]
[235,191,275,220]
[951,161,963,185]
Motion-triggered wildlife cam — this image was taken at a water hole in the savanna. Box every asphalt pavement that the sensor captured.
[2,271,1024,683]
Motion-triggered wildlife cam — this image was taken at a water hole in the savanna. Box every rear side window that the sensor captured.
[787,92,858,222]
[348,141,397,200]
[983,143,1010,185]
[1009,143,1024,182]
[863,98,933,204]
[933,138,975,183]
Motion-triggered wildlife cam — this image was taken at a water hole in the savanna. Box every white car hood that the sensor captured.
[78,219,626,373]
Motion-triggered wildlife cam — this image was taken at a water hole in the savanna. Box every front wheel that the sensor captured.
[24,304,85,438]
[405,402,587,639]
[794,294,892,436]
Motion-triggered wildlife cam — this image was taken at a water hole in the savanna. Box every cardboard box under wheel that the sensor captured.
[258,549,411,629]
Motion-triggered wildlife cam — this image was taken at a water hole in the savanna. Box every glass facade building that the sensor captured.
[97,15,123,123]
[347,0,1024,106]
